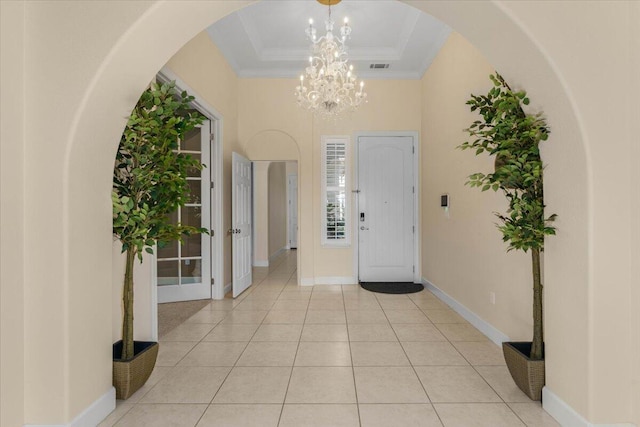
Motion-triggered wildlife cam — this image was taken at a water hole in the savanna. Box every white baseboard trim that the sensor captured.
[224,282,232,296]
[542,387,635,427]
[299,277,358,286]
[25,387,115,427]
[254,260,269,267]
[422,278,509,346]
[314,276,358,285]
[269,246,287,262]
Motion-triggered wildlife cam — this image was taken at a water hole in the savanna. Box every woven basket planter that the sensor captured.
[502,341,545,401]
[113,341,159,400]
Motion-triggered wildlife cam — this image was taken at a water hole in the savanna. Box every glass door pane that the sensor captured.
[156,126,204,288]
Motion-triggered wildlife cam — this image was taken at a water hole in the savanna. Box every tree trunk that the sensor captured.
[530,248,544,360]
[121,247,136,360]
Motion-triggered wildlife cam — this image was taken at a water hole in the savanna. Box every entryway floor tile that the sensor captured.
[196,404,281,427]
[110,251,556,427]
[212,367,291,404]
[433,403,526,426]
[278,404,360,427]
[358,403,443,427]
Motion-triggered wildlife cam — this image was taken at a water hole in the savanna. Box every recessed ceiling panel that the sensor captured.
[207,0,451,79]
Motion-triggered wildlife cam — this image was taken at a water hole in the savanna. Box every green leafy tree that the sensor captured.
[113,81,206,360]
[459,73,556,360]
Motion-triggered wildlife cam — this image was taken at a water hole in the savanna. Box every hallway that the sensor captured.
[101,251,558,426]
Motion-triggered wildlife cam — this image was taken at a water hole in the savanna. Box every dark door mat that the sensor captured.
[360,282,424,294]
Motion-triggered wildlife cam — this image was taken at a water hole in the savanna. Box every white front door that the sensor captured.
[232,152,252,297]
[288,174,298,249]
[157,121,212,302]
[358,136,415,282]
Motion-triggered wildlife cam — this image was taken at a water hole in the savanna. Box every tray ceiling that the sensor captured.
[207,0,451,79]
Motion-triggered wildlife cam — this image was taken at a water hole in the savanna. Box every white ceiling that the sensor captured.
[207,0,451,80]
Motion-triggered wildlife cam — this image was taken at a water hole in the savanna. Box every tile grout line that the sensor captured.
[342,285,362,427]
[112,250,296,426]
[203,253,291,425]
[276,260,305,427]
[411,290,529,424]
[376,292,446,427]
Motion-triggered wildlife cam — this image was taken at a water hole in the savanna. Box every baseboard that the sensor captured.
[543,387,636,427]
[254,260,269,267]
[422,278,510,346]
[314,276,357,285]
[269,246,287,262]
[421,279,636,427]
[24,387,115,427]
[224,282,232,296]
[299,276,358,286]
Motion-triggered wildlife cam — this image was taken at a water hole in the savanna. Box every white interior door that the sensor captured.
[288,174,298,249]
[358,136,414,282]
[232,152,252,297]
[157,121,212,302]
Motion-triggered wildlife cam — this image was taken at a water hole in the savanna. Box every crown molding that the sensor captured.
[238,68,423,80]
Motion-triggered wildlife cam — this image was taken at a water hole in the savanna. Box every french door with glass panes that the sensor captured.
[157,121,212,303]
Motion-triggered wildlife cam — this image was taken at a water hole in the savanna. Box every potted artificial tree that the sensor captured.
[112,81,206,399]
[459,73,556,401]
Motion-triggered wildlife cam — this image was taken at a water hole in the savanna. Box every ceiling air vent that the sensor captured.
[369,63,390,69]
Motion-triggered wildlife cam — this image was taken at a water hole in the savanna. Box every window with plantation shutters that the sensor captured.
[321,136,350,246]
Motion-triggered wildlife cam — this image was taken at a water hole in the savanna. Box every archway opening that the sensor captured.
[58,1,589,424]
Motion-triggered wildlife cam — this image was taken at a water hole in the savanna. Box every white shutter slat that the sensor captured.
[322,137,350,245]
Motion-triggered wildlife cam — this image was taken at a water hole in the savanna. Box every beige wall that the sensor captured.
[165,31,242,288]
[420,33,533,340]
[109,31,241,360]
[2,2,250,424]
[0,1,638,425]
[0,2,25,425]
[268,162,288,258]
[238,79,422,284]
[313,81,422,282]
[489,2,637,421]
[240,83,312,283]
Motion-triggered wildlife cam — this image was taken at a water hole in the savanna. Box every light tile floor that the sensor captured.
[100,250,560,427]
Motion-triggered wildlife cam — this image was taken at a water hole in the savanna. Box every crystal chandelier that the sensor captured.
[294,0,367,118]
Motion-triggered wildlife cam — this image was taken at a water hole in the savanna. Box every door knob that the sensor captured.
[360,226,369,230]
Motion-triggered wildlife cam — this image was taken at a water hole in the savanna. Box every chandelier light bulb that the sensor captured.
[344,17,349,24]
[309,18,313,25]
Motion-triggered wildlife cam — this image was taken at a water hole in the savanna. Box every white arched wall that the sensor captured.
[245,130,304,284]
[1,1,637,425]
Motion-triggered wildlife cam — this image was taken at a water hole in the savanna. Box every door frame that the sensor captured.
[287,172,298,249]
[155,119,212,303]
[157,67,225,300]
[352,131,421,283]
